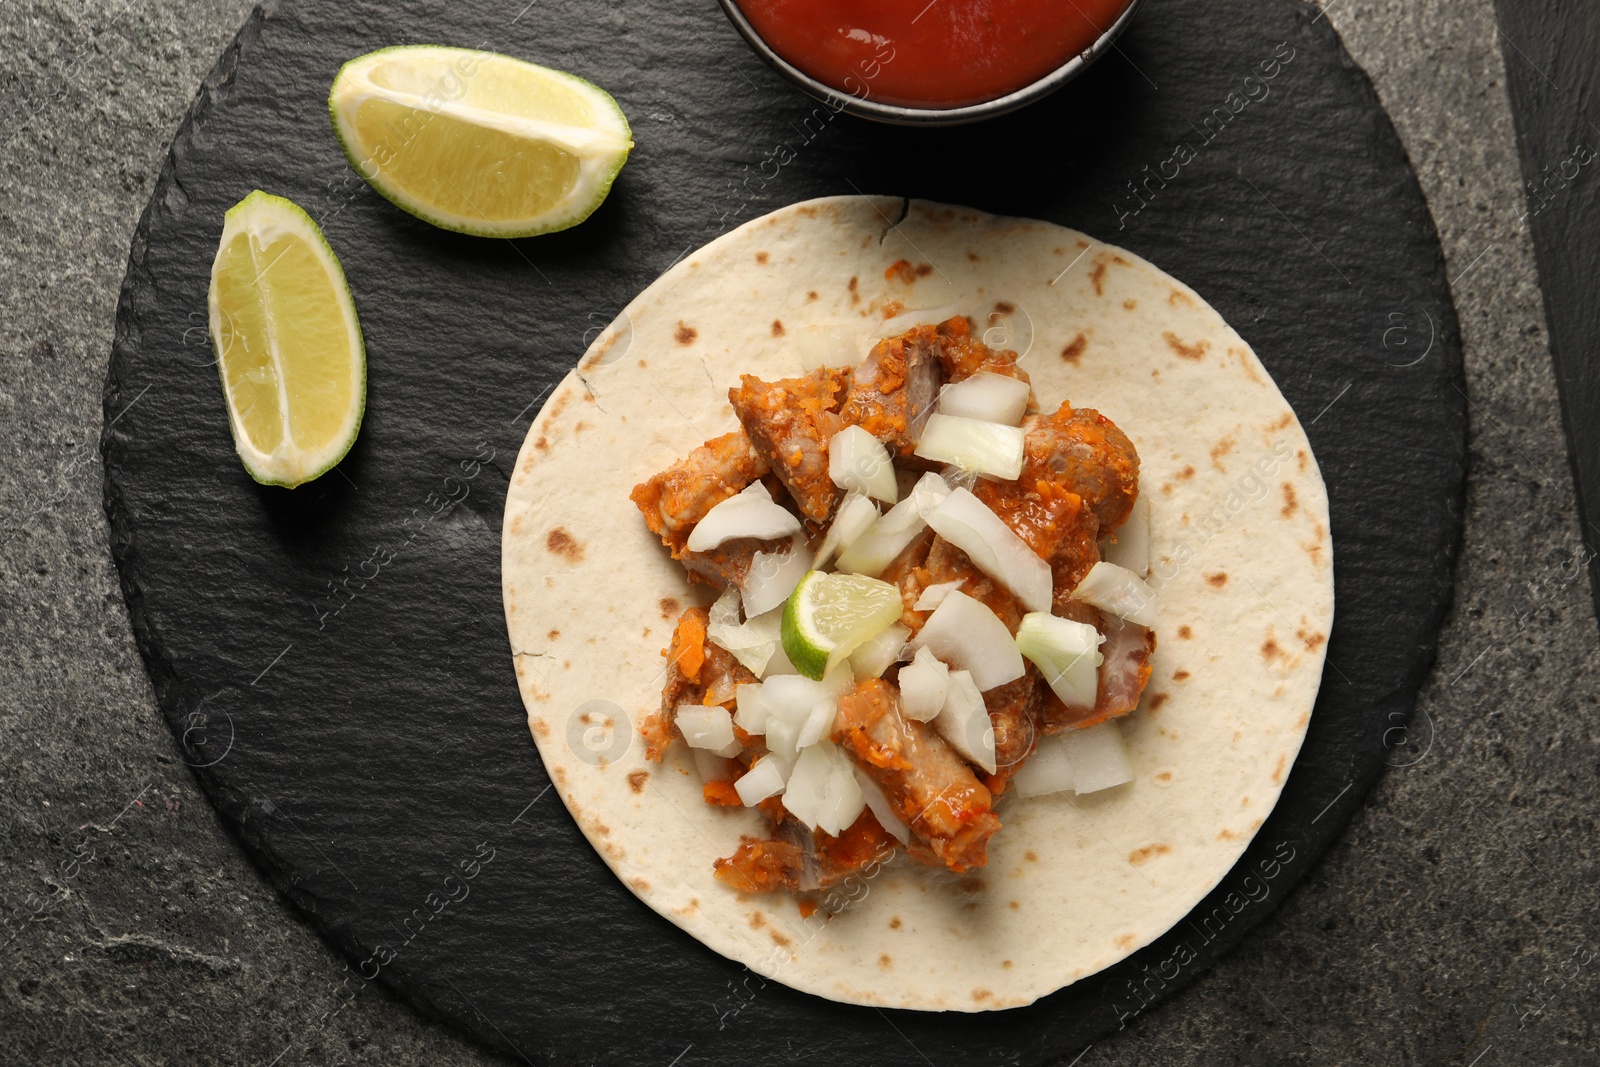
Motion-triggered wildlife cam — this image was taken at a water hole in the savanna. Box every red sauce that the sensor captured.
[734,0,1137,108]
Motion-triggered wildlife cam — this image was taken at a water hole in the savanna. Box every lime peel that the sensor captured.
[781,570,903,681]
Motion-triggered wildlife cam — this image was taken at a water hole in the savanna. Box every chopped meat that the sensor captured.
[839,324,945,457]
[932,314,1031,385]
[678,535,789,591]
[630,429,769,557]
[713,810,898,894]
[984,672,1042,777]
[878,526,936,631]
[645,607,757,761]
[972,477,1102,604]
[1022,402,1140,532]
[1040,612,1155,732]
[915,535,1024,631]
[728,367,850,522]
[833,679,1000,872]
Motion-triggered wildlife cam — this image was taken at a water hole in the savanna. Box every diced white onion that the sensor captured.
[925,487,1052,613]
[693,746,740,785]
[897,646,949,721]
[910,590,1025,691]
[1100,490,1149,577]
[874,304,964,337]
[1015,612,1102,709]
[829,426,899,504]
[853,766,911,843]
[909,470,953,519]
[819,748,865,836]
[814,492,879,569]
[782,739,862,834]
[913,579,964,611]
[741,536,814,617]
[935,669,996,774]
[735,756,787,806]
[1070,561,1158,628]
[676,704,741,758]
[1010,734,1075,798]
[849,622,909,681]
[938,372,1031,426]
[796,700,837,750]
[1061,720,1134,793]
[760,672,849,760]
[760,642,800,678]
[733,682,768,736]
[797,324,862,372]
[914,413,1025,480]
[687,481,802,551]
[707,589,782,677]
[835,493,928,577]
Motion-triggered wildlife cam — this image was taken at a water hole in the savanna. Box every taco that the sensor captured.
[501,197,1332,1010]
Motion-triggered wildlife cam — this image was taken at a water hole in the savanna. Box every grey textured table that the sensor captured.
[2,1,1596,1065]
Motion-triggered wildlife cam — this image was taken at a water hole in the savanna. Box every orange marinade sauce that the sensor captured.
[734,0,1136,108]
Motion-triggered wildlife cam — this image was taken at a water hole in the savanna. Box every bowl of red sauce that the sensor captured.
[719,0,1146,125]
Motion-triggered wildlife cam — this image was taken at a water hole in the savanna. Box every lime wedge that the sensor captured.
[328,46,633,238]
[208,190,365,488]
[782,571,903,681]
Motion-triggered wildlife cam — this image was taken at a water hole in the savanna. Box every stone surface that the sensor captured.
[0,4,1593,1067]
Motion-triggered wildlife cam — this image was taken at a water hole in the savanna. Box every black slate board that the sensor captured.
[1490,0,1600,634]
[102,0,1466,1062]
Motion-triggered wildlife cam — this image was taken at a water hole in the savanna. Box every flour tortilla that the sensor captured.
[500,197,1333,1011]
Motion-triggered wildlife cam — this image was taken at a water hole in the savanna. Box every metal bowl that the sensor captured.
[716,0,1148,127]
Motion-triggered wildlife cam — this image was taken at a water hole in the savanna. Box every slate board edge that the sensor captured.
[96,1,1469,1061]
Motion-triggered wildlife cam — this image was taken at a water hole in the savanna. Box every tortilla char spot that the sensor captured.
[972,988,993,1003]
[879,954,892,968]
[594,822,610,836]
[771,319,785,337]
[848,275,858,292]
[1262,636,1283,660]
[553,765,567,784]
[993,300,1015,315]
[756,251,769,264]
[967,251,980,262]
[1112,254,1130,266]
[1178,626,1193,640]
[1211,436,1236,467]
[1164,331,1209,361]
[1282,480,1301,518]
[1161,483,1173,496]
[1295,712,1310,729]
[1298,449,1310,472]
[1206,572,1227,588]
[637,358,647,368]
[533,719,550,738]
[627,770,648,794]
[1123,299,1137,311]
[1115,934,1136,949]
[749,911,765,929]
[562,660,571,670]
[1128,843,1171,866]
[547,629,560,642]
[1090,261,1108,296]
[1008,900,1019,910]
[958,877,985,894]
[1297,628,1326,653]
[1167,288,1195,307]
[642,627,650,638]
[889,916,902,929]
[574,420,589,433]
[630,877,649,892]
[659,596,680,619]
[1271,413,1293,431]
[1060,333,1088,364]
[1272,753,1287,784]
[1217,828,1238,841]
[674,322,697,346]
[770,930,792,947]
[1241,795,1250,807]
[1003,960,1013,969]
[546,527,585,562]
[1155,771,1173,782]
[534,435,549,452]
[1176,465,1195,481]
[1024,850,1038,862]
[1149,693,1169,710]
[806,290,819,302]
[1173,669,1190,681]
